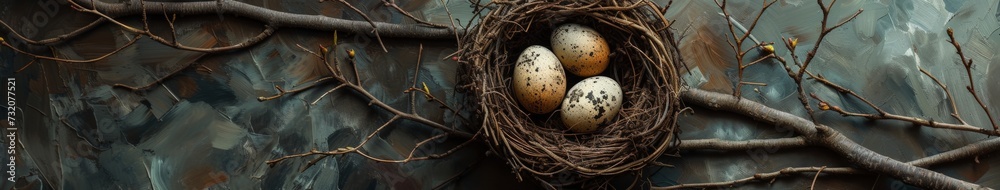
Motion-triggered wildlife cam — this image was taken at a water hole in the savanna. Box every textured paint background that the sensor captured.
[0,0,998,189]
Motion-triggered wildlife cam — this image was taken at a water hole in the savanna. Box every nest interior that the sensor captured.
[458,0,682,186]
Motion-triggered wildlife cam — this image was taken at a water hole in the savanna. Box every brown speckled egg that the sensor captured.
[551,23,610,77]
[513,45,567,114]
[561,76,623,133]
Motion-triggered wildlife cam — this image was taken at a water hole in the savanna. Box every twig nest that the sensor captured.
[459,0,682,187]
[561,76,623,133]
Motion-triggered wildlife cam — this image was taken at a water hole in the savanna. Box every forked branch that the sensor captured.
[714,0,777,97]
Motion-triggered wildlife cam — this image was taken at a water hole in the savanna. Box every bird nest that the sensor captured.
[458,0,682,187]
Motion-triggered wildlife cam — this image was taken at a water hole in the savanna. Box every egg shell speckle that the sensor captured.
[512,45,567,114]
[561,76,623,133]
[551,23,611,77]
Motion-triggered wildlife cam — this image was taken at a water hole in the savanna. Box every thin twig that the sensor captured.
[1,34,141,63]
[811,94,1000,136]
[439,0,462,49]
[714,0,777,98]
[0,17,107,45]
[810,166,826,190]
[163,6,178,46]
[919,67,966,125]
[782,0,863,124]
[310,84,348,105]
[112,62,198,91]
[265,40,477,170]
[326,0,389,52]
[946,28,998,131]
[257,77,337,101]
[409,44,424,114]
[349,50,363,87]
[796,1,863,78]
[381,0,449,28]
[793,46,993,136]
[15,59,36,73]
[808,73,886,114]
[402,44,467,122]
[267,120,481,168]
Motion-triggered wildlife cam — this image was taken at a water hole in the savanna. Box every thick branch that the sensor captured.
[74,0,461,39]
[655,166,861,189]
[680,137,807,151]
[660,136,1000,189]
[679,130,1000,166]
[680,87,988,190]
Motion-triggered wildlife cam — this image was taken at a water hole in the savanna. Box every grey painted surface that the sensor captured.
[0,0,996,189]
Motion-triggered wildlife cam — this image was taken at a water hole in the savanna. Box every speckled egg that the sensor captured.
[551,23,611,77]
[513,45,567,114]
[561,76,623,133]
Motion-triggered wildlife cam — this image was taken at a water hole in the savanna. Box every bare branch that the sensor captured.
[797,1,863,77]
[919,67,967,125]
[680,87,987,189]
[69,0,279,53]
[680,137,808,151]
[946,28,998,131]
[324,0,388,52]
[790,43,994,136]
[381,0,449,28]
[264,39,476,170]
[715,0,778,97]
[73,0,461,39]
[658,135,1000,189]
[1,34,141,63]
[811,94,1000,136]
[0,18,106,45]
[775,0,864,124]
[809,166,826,190]
[655,166,860,190]
[256,77,336,101]
[808,73,886,114]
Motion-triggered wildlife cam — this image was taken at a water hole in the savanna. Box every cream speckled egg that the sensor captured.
[513,45,567,114]
[561,76,623,133]
[551,23,611,77]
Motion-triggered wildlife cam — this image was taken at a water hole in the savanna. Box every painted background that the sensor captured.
[0,0,998,189]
